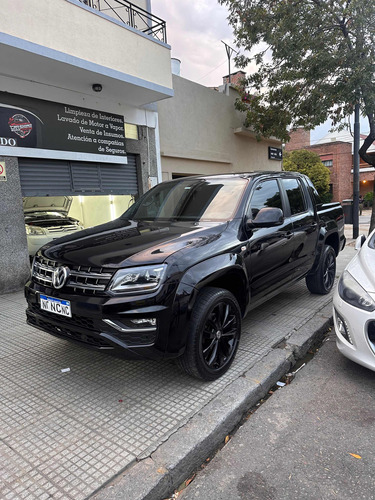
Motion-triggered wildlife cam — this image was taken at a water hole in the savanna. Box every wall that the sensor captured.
[310,142,352,202]
[285,128,311,152]
[0,157,30,294]
[157,75,282,179]
[1,0,172,90]
[69,195,133,227]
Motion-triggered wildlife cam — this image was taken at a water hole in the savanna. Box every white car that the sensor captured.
[333,229,375,371]
[24,196,84,256]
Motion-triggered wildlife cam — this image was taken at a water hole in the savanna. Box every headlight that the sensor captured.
[338,270,375,312]
[25,225,47,235]
[109,265,167,294]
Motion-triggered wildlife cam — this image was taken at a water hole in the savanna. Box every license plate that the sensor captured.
[40,295,71,317]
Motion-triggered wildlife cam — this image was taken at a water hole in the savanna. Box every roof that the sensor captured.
[313,129,375,154]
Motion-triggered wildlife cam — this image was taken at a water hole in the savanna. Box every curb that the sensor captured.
[93,310,333,500]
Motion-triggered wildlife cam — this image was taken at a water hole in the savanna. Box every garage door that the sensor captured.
[18,156,138,197]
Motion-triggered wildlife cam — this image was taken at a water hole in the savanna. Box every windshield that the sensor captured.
[122,178,248,222]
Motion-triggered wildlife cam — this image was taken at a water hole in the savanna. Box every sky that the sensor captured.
[152,0,237,87]
[151,0,370,143]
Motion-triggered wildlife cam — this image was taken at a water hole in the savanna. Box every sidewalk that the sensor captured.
[0,242,358,500]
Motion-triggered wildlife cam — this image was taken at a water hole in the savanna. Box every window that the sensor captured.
[124,123,138,140]
[248,179,282,219]
[282,178,306,215]
[123,178,248,222]
[322,160,333,167]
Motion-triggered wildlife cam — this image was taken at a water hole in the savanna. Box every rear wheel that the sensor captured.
[306,244,336,294]
[177,287,241,381]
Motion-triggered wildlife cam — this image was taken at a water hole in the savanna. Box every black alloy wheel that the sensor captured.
[177,287,241,380]
[201,301,239,370]
[306,244,336,294]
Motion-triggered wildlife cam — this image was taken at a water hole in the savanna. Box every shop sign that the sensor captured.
[268,146,283,160]
[0,92,126,157]
[0,161,6,181]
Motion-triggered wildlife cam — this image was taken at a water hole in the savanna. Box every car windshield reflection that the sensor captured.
[122,178,248,222]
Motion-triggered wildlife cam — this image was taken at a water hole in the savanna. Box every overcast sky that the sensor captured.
[151,0,369,142]
[152,0,237,87]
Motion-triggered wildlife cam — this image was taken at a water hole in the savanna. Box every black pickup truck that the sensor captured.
[25,172,345,380]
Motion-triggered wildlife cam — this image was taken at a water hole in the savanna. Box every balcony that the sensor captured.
[80,0,167,43]
[0,0,173,107]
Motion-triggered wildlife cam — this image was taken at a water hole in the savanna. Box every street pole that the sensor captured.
[353,103,360,239]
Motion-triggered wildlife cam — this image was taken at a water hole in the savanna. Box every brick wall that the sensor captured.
[308,142,352,203]
[285,128,311,151]
[222,71,246,86]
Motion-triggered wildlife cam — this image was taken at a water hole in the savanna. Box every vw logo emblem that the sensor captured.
[52,266,70,289]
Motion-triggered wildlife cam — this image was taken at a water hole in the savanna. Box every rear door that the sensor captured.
[280,177,318,276]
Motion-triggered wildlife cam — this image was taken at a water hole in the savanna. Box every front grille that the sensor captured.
[32,256,114,295]
[48,225,79,233]
[27,312,112,349]
[28,302,95,331]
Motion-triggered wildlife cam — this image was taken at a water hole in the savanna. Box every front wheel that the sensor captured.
[306,244,336,294]
[177,287,241,381]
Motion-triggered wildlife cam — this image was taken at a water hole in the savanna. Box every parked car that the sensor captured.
[334,229,375,371]
[24,196,84,256]
[25,172,345,380]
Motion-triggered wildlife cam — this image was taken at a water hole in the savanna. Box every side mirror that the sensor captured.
[247,207,284,228]
[355,234,366,251]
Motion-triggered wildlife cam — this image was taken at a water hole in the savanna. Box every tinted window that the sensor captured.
[282,178,306,215]
[306,177,322,206]
[248,179,282,219]
[122,178,248,222]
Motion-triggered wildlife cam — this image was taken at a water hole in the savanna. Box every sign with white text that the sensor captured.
[268,146,283,160]
[0,92,126,157]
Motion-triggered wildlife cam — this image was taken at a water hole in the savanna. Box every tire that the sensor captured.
[177,287,241,381]
[306,244,336,295]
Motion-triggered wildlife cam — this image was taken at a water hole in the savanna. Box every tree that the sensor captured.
[283,149,331,198]
[219,0,375,229]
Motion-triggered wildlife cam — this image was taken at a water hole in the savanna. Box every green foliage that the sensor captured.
[283,149,330,197]
[219,0,375,146]
[364,191,374,207]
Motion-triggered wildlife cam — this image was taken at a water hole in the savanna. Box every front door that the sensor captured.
[244,178,296,303]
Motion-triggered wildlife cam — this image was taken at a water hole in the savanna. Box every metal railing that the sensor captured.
[79,0,167,43]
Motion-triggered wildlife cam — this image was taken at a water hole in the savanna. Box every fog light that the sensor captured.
[131,318,156,327]
[335,310,353,344]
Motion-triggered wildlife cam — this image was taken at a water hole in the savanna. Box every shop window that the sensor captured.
[125,123,139,140]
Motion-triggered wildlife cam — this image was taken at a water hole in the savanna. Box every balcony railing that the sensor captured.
[80,0,167,43]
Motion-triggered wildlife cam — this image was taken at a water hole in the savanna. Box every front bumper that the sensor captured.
[25,280,189,360]
[333,288,375,372]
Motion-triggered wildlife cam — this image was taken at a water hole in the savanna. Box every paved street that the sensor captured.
[179,333,375,500]
[0,236,359,500]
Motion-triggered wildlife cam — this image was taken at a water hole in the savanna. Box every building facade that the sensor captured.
[158,72,283,180]
[0,0,173,293]
[285,128,375,203]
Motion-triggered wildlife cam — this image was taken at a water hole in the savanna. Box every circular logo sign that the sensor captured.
[52,266,70,289]
[8,114,33,138]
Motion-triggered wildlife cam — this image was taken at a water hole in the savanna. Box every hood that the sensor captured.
[23,196,72,215]
[40,218,229,269]
[347,237,375,293]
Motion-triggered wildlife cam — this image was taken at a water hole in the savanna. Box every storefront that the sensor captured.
[0,92,157,293]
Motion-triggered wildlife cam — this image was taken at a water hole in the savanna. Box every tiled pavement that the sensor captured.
[0,243,357,500]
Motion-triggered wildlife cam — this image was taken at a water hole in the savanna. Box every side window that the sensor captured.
[282,178,306,215]
[248,179,282,219]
